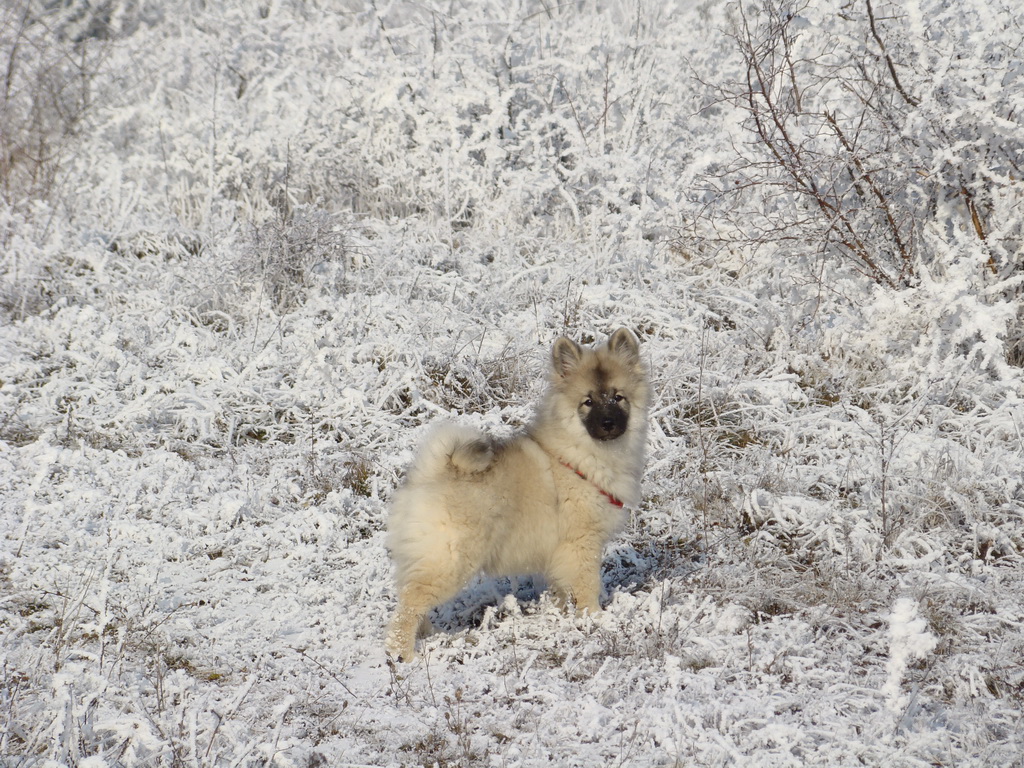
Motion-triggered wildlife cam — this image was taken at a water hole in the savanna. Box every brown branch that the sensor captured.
[823,110,913,275]
[739,17,897,288]
[865,0,919,107]
[960,184,998,275]
[960,185,986,242]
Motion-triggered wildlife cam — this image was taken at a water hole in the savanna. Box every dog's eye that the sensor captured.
[582,398,593,408]
[614,393,626,402]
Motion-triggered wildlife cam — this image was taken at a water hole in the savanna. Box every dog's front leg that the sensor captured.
[547,539,603,615]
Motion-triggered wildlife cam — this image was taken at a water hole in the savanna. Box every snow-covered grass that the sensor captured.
[2,1,1023,765]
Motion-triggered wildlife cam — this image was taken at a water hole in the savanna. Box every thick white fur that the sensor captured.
[385,328,649,661]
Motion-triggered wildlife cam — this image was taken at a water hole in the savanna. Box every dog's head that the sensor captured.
[551,328,647,442]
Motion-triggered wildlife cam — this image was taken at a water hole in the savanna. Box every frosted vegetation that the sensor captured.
[1,0,1022,765]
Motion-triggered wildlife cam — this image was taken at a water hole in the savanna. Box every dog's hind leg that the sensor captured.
[386,585,433,662]
[385,561,474,662]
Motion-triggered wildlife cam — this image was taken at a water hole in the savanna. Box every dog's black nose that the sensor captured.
[585,404,627,441]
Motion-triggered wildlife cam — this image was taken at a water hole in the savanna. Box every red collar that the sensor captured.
[560,461,624,508]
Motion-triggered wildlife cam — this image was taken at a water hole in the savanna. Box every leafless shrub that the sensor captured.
[240,206,349,311]
[0,2,118,208]
[700,0,1023,293]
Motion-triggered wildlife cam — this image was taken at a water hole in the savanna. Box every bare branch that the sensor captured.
[865,0,919,108]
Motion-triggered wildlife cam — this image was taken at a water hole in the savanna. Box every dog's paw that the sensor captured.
[385,633,417,663]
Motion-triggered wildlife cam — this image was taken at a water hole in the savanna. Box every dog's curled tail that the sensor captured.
[408,423,495,484]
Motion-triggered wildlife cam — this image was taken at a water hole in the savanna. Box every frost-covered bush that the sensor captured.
[238,206,350,312]
[691,0,1024,379]
[1,5,87,206]
[54,0,720,245]
[704,0,1024,287]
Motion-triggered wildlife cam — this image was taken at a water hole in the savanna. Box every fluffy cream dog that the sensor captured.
[386,328,649,661]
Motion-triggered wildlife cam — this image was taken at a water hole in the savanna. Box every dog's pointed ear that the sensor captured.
[552,336,584,378]
[608,327,640,364]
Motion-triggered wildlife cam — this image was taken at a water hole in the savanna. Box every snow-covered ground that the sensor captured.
[2,1,1023,765]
